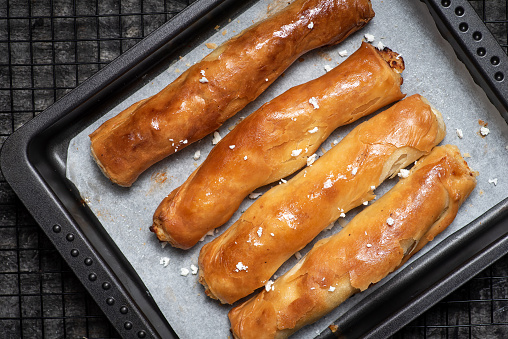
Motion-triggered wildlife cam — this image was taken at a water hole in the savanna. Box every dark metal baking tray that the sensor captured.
[1,0,507,338]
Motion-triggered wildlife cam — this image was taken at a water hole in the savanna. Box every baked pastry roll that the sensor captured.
[151,42,405,249]
[228,145,476,339]
[198,94,446,304]
[89,0,375,187]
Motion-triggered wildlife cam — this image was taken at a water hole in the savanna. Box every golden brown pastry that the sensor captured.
[151,42,405,249]
[89,0,375,187]
[228,145,476,339]
[198,94,446,304]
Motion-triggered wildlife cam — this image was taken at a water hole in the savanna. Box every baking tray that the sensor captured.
[1,0,507,338]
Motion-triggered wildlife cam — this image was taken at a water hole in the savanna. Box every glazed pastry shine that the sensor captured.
[89,0,375,186]
[228,145,476,339]
[151,42,405,249]
[198,94,446,304]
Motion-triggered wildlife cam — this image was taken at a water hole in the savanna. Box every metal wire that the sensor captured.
[0,0,507,338]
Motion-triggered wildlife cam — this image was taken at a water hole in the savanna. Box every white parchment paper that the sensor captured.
[66,0,508,337]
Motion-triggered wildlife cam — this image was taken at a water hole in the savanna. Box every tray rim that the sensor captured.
[2,0,508,338]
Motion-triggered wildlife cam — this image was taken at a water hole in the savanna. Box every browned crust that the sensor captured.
[228,145,476,339]
[198,94,447,304]
[89,0,375,187]
[151,41,405,249]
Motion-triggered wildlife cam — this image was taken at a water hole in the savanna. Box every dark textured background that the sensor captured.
[0,0,507,338]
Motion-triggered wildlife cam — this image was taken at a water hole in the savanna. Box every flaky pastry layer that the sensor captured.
[89,0,375,186]
[198,94,446,304]
[228,145,476,339]
[151,42,405,249]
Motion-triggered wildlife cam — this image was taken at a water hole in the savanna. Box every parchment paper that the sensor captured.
[66,0,508,337]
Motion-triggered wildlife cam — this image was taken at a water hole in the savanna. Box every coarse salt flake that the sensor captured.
[295,252,302,260]
[339,50,348,57]
[235,262,248,272]
[308,127,319,134]
[323,178,333,189]
[271,233,275,236]
[291,149,302,157]
[280,178,287,184]
[180,268,190,276]
[363,201,368,206]
[324,65,332,72]
[398,168,410,178]
[366,243,372,248]
[351,167,358,175]
[193,150,201,160]
[377,41,385,50]
[212,131,221,144]
[199,76,209,83]
[229,145,235,149]
[308,22,314,29]
[309,97,319,109]
[244,155,248,160]
[265,280,275,292]
[371,185,376,190]
[488,178,498,186]
[191,264,198,275]
[456,128,464,139]
[200,70,205,76]
[257,227,263,237]
[480,126,490,136]
[386,217,395,226]
[307,154,318,166]
[328,286,336,292]
[340,213,346,218]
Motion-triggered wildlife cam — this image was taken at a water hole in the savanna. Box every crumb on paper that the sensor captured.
[364,33,375,42]
[214,25,220,30]
[190,264,198,275]
[212,131,221,144]
[324,64,332,72]
[309,97,319,109]
[295,251,302,260]
[249,192,262,199]
[480,126,490,136]
[329,325,339,333]
[222,30,227,36]
[456,128,464,139]
[159,257,170,267]
[193,150,201,160]
[398,168,410,178]
[307,154,318,166]
[308,127,318,134]
[338,49,348,57]
[205,42,217,49]
[180,267,190,276]
[463,153,471,158]
[161,242,168,249]
[488,178,498,186]
[199,229,216,242]
[326,221,335,230]
[265,280,275,292]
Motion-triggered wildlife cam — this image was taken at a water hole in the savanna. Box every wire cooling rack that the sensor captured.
[0,0,507,338]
